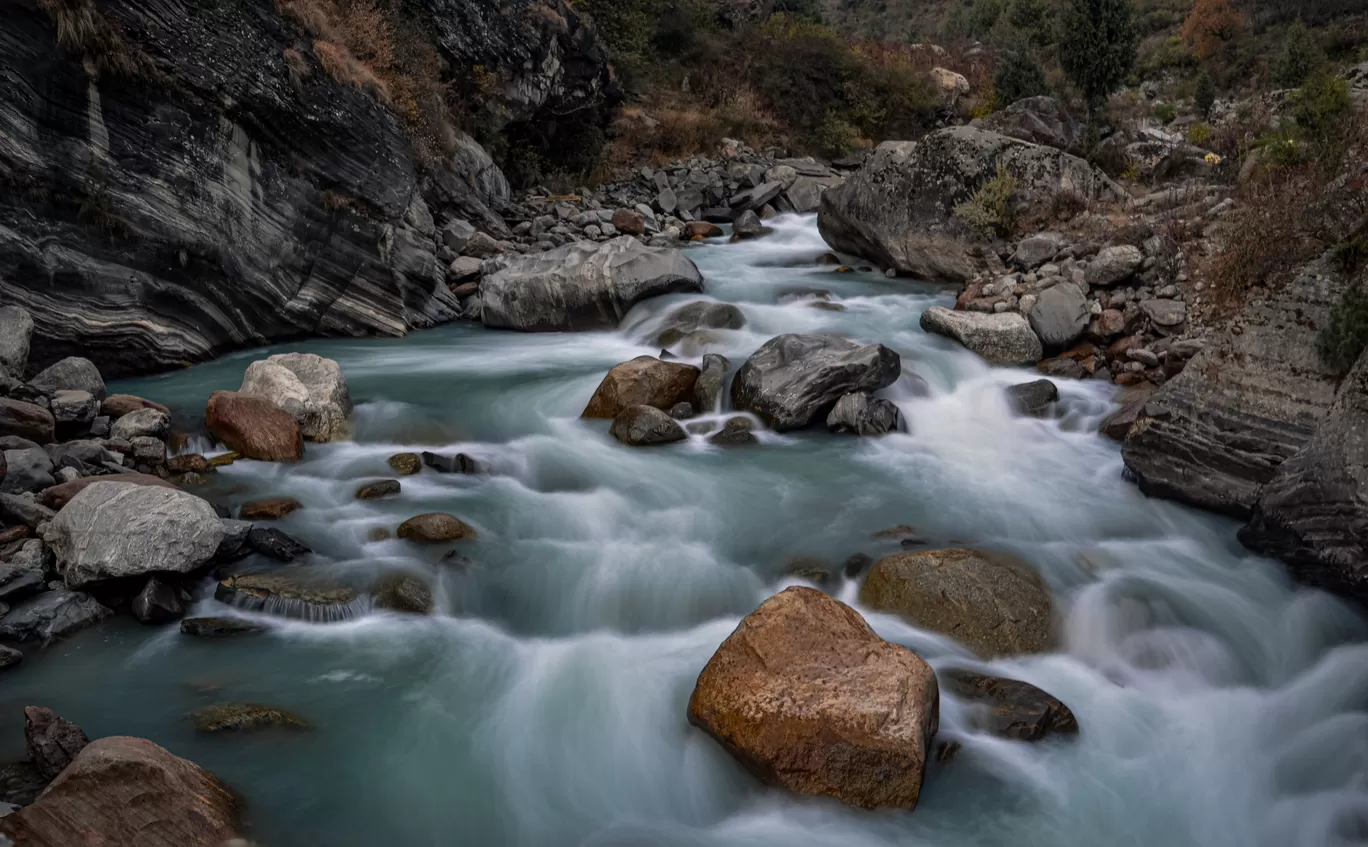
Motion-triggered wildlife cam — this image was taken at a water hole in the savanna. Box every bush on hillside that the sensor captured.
[995,47,1049,105]
[1317,281,1368,375]
[954,160,1019,236]
[1271,22,1324,88]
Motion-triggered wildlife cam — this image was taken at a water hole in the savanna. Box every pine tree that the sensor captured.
[1057,0,1138,117]
[1194,71,1215,117]
[1181,0,1243,59]
[1271,22,1323,88]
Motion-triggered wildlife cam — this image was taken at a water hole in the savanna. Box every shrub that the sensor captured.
[1194,70,1215,117]
[1187,121,1213,146]
[1271,22,1323,87]
[1180,0,1242,59]
[954,160,1019,237]
[995,47,1048,106]
[1290,71,1353,146]
[1334,237,1368,276]
[1058,0,1138,116]
[1153,101,1176,123]
[1317,282,1368,375]
[39,0,155,80]
[815,112,858,156]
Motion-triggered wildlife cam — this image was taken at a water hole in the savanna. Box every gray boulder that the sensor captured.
[731,334,901,431]
[920,307,1043,365]
[28,357,106,401]
[1006,380,1059,416]
[42,481,225,588]
[481,237,704,332]
[826,392,902,435]
[1140,298,1187,329]
[732,210,764,239]
[980,96,1086,155]
[609,405,689,446]
[0,448,54,495]
[0,306,34,377]
[0,589,110,643]
[1028,282,1089,350]
[239,352,352,442]
[110,408,171,442]
[1012,233,1066,268]
[1086,245,1144,287]
[48,391,98,430]
[818,128,1125,282]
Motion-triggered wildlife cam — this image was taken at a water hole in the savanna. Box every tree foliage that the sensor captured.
[995,47,1049,106]
[1180,0,1243,59]
[1057,0,1137,115]
[1194,70,1215,117]
[1271,22,1323,88]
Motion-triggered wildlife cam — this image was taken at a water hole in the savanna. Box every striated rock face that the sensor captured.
[1121,262,1343,518]
[688,586,939,810]
[0,0,617,378]
[1240,351,1368,603]
[817,127,1125,283]
[0,736,244,847]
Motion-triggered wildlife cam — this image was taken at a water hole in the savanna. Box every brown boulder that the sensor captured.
[0,736,244,847]
[582,356,700,419]
[205,390,303,462]
[0,398,55,444]
[25,706,89,780]
[39,473,177,510]
[165,453,210,475]
[687,586,939,810]
[859,548,1053,657]
[397,513,478,542]
[940,669,1079,741]
[684,221,724,239]
[239,497,303,520]
[100,394,171,420]
[610,208,646,236]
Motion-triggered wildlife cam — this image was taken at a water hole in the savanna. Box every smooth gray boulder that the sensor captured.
[818,128,1125,282]
[28,357,106,401]
[239,352,352,442]
[110,407,170,442]
[1028,282,1090,350]
[42,481,225,588]
[0,448,54,495]
[609,405,689,445]
[481,237,704,332]
[731,334,901,431]
[0,306,34,377]
[1012,233,1066,269]
[826,392,902,435]
[920,307,1043,366]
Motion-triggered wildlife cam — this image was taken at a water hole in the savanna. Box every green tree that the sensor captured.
[1194,70,1215,117]
[1057,0,1138,117]
[995,47,1049,105]
[1271,22,1323,88]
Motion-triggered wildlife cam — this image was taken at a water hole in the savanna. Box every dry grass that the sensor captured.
[39,0,154,80]
[279,0,455,165]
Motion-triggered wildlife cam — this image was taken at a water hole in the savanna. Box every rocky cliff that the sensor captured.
[0,0,617,378]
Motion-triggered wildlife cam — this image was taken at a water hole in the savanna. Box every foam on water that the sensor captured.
[13,213,1360,847]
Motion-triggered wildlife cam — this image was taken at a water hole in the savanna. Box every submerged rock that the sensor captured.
[205,390,304,463]
[239,497,303,521]
[421,451,481,474]
[356,479,402,500]
[708,417,759,447]
[215,570,362,621]
[920,307,1043,366]
[940,669,1079,740]
[1006,380,1059,417]
[826,392,902,435]
[654,301,746,347]
[0,736,244,847]
[43,481,225,589]
[179,617,267,638]
[481,237,704,332]
[247,525,311,562]
[239,353,352,442]
[731,334,901,431]
[374,573,435,614]
[388,452,422,475]
[132,577,189,625]
[398,513,478,543]
[859,548,1053,657]
[609,405,689,446]
[688,586,938,810]
[582,356,700,419]
[189,703,309,733]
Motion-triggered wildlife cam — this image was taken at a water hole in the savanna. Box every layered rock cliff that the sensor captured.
[0,0,617,378]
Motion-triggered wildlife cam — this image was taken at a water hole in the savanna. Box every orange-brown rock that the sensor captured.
[166,453,210,475]
[610,208,645,236]
[397,512,478,542]
[582,356,700,419]
[0,736,244,847]
[859,548,1053,657]
[40,473,177,510]
[684,221,723,239]
[687,586,939,810]
[100,394,171,420]
[205,390,303,462]
[239,497,303,520]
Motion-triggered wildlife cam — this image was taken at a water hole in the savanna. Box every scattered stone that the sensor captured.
[684,221,723,239]
[826,392,902,435]
[49,390,99,430]
[859,548,1053,657]
[239,497,303,521]
[1028,282,1090,350]
[179,617,266,638]
[166,454,210,475]
[110,407,170,441]
[1006,380,1060,417]
[189,703,309,733]
[919,307,1043,366]
[100,394,170,420]
[398,513,478,543]
[608,405,688,445]
[582,356,700,419]
[388,452,421,475]
[610,208,645,236]
[1085,245,1144,287]
[1140,298,1186,328]
[940,669,1079,741]
[0,448,53,495]
[731,334,900,431]
[25,706,90,780]
[708,416,759,446]
[132,577,189,624]
[246,526,311,562]
[205,390,304,463]
[373,573,434,614]
[420,451,480,474]
[0,399,55,444]
[688,586,938,810]
[1012,233,1067,268]
[732,209,765,239]
[355,479,401,500]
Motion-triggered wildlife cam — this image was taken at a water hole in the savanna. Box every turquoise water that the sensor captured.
[6,216,1367,847]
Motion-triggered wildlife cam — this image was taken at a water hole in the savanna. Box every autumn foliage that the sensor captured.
[1181,0,1244,59]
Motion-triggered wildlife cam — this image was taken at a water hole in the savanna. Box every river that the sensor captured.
[6,215,1367,847]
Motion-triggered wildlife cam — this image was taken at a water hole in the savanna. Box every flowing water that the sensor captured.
[6,216,1368,846]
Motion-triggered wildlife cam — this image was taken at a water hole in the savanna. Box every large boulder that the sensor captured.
[1122,260,1341,519]
[40,473,176,510]
[110,407,170,442]
[1028,282,1090,350]
[0,398,55,443]
[205,390,304,462]
[1085,245,1144,287]
[859,548,1053,657]
[239,352,352,442]
[0,305,34,376]
[608,405,688,445]
[28,356,106,401]
[0,447,54,495]
[920,307,1043,365]
[731,334,901,431]
[980,96,1086,155]
[818,128,1125,282]
[582,356,700,419]
[1239,352,1368,603]
[0,736,244,847]
[688,586,938,809]
[42,481,225,589]
[480,237,704,331]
